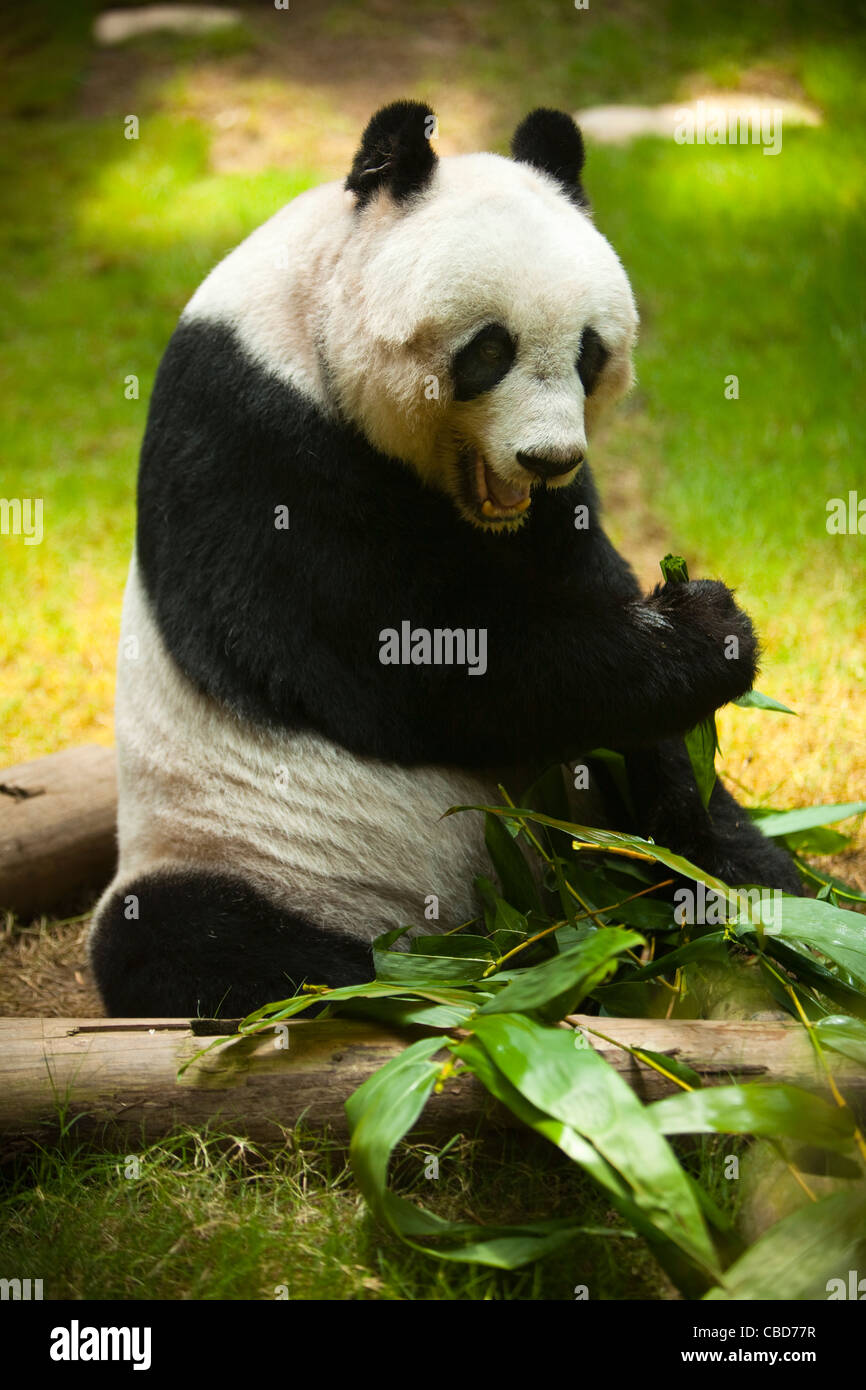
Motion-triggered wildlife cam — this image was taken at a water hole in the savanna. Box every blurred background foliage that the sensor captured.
[0,0,863,838]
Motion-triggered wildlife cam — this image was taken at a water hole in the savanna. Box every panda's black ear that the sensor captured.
[346,100,438,209]
[510,108,589,209]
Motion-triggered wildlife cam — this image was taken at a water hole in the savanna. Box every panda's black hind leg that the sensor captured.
[89,869,374,1018]
[624,740,803,895]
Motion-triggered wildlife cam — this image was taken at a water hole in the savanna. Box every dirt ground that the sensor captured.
[0,914,102,1017]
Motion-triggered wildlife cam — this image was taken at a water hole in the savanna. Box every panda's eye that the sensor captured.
[479,339,505,363]
[576,325,610,396]
[453,324,516,402]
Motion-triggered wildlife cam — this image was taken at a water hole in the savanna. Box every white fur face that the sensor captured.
[322,153,639,530]
[183,145,639,533]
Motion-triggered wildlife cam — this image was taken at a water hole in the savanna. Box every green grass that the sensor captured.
[596,114,866,654]
[0,1125,702,1299]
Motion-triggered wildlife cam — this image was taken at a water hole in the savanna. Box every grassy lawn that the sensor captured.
[1,0,864,1299]
[1,1121,747,1299]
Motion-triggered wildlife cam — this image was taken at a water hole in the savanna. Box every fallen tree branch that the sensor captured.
[0,745,116,918]
[0,1014,863,1156]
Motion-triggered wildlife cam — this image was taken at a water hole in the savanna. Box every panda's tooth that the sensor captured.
[481,496,531,520]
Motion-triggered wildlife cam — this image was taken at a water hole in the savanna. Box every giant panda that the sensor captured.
[88,101,800,1018]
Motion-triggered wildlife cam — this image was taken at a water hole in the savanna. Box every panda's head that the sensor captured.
[323,101,639,532]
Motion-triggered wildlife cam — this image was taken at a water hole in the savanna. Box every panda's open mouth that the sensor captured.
[465,448,532,524]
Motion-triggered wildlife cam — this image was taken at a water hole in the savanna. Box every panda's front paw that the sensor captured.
[647,578,760,704]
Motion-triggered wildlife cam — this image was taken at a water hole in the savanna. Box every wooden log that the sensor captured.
[0,1015,862,1156]
[0,745,117,918]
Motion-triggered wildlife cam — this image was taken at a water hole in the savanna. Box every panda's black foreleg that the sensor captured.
[623,740,802,895]
[89,869,374,1018]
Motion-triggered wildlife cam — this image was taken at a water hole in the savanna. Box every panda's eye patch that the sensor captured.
[576,325,610,396]
[453,324,516,401]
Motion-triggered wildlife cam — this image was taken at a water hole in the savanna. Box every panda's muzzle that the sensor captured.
[461,445,584,526]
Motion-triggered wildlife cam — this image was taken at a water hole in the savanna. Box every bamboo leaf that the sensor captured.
[735,895,866,984]
[478,928,643,1019]
[781,826,851,854]
[605,895,678,931]
[733,690,796,714]
[753,936,866,1017]
[373,926,491,983]
[337,995,477,1028]
[627,932,729,980]
[484,811,541,913]
[705,1189,866,1300]
[409,934,495,959]
[650,1083,856,1149]
[446,804,733,894]
[470,1012,721,1281]
[491,897,529,939]
[815,1014,866,1067]
[238,980,481,1028]
[346,1035,445,1197]
[456,1034,717,1295]
[347,1036,602,1268]
[372,953,492,983]
[629,1048,704,1090]
[754,800,866,839]
[684,716,719,811]
[794,861,866,905]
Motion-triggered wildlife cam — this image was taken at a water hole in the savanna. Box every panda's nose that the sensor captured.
[516,449,585,481]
